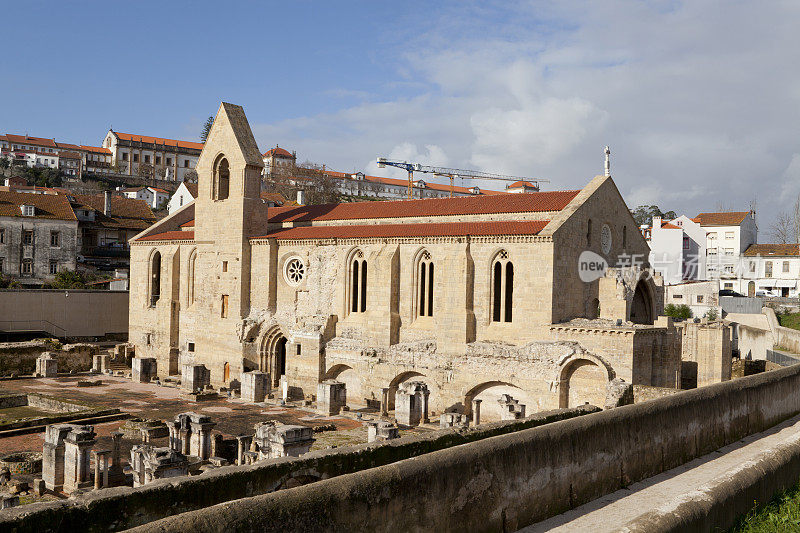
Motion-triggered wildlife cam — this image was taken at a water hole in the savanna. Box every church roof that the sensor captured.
[138,230,194,241]
[267,189,579,223]
[112,131,204,151]
[253,220,550,240]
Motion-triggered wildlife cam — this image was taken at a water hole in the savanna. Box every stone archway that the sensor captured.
[558,359,609,408]
[387,371,425,411]
[630,280,654,325]
[259,325,288,388]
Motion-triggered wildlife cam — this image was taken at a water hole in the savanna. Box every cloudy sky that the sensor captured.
[2,1,799,238]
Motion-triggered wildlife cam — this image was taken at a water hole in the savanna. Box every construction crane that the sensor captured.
[376,158,550,198]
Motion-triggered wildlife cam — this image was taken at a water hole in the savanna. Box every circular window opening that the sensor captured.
[284,257,306,286]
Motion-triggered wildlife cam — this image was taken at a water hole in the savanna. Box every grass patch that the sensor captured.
[730,481,800,532]
[777,312,800,331]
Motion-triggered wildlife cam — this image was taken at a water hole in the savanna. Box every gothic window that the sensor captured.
[213,156,229,201]
[349,250,367,314]
[492,250,514,323]
[417,250,434,318]
[150,251,161,307]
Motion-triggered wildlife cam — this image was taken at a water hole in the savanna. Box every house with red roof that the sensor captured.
[0,190,78,284]
[127,103,680,421]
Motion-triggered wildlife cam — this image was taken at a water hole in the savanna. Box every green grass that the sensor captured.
[777,312,800,331]
[730,482,800,532]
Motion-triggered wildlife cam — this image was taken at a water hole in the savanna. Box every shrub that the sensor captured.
[664,303,693,320]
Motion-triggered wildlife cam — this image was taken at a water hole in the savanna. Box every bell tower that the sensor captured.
[193,103,266,319]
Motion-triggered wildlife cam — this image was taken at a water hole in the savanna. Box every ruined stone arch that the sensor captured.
[258,324,288,387]
[463,380,521,418]
[324,363,363,407]
[557,353,614,409]
[387,371,426,410]
[630,278,654,325]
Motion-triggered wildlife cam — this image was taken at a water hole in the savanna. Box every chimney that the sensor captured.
[296,190,305,206]
[652,216,661,228]
[104,190,111,216]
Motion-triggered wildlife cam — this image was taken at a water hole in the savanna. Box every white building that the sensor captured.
[505,180,540,193]
[102,130,203,182]
[166,182,198,214]
[642,215,706,285]
[695,211,757,285]
[262,146,296,177]
[122,186,171,210]
[737,244,800,298]
[665,280,720,318]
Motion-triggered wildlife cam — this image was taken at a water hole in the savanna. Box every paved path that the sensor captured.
[521,414,800,532]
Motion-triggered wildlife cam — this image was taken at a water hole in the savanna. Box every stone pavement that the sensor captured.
[521,414,800,532]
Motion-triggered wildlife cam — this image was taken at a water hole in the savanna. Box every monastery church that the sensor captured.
[129,102,677,421]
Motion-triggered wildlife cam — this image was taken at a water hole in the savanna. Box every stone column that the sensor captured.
[380,387,389,417]
[42,424,73,492]
[180,429,191,455]
[63,426,96,494]
[236,435,253,465]
[93,451,102,490]
[211,433,223,458]
[472,399,482,426]
[422,388,430,424]
[280,376,289,402]
[108,432,124,485]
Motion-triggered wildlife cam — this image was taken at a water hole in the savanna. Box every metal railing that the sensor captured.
[0,319,67,338]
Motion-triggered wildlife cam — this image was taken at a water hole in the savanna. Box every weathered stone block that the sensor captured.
[241,371,269,403]
[317,380,346,415]
[35,352,57,377]
[395,381,430,427]
[132,357,157,383]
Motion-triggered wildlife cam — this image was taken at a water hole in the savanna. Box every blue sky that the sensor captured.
[2,1,800,237]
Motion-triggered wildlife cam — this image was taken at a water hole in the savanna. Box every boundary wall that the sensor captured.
[127,364,800,533]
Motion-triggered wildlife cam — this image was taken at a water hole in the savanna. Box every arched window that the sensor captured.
[187,249,197,305]
[492,250,513,322]
[213,156,229,201]
[417,251,434,318]
[587,219,592,246]
[349,250,367,314]
[149,251,161,307]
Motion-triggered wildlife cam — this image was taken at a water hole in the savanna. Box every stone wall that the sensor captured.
[0,341,96,376]
[118,364,800,533]
[0,406,599,533]
[677,321,732,387]
[632,384,682,403]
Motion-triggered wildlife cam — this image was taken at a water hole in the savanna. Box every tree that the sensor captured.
[631,205,677,227]
[137,163,154,179]
[44,270,99,289]
[183,169,198,183]
[664,303,693,320]
[769,195,800,244]
[200,116,214,143]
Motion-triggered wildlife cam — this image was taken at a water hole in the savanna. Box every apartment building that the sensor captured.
[696,211,757,283]
[643,215,707,284]
[102,130,203,182]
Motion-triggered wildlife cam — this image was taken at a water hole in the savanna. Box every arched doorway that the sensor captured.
[559,359,609,408]
[260,326,288,388]
[630,281,654,325]
[223,362,230,383]
[387,371,425,411]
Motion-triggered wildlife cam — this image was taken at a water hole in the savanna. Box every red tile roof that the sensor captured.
[0,190,77,221]
[260,191,287,205]
[80,145,112,155]
[113,131,204,151]
[183,183,199,197]
[268,190,579,223]
[70,194,156,230]
[5,134,57,148]
[138,230,194,241]
[507,181,537,188]
[661,222,681,229]
[263,146,293,158]
[254,220,550,240]
[694,212,750,226]
[744,244,800,257]
[180,220,194,227]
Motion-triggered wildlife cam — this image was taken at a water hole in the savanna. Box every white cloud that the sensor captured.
[250,1,800,239]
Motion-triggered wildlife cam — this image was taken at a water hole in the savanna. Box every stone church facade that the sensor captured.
[129,103,679,422]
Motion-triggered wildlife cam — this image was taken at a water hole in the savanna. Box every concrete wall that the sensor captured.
[125,364,800,533]
[764,306,800,354]
[737,323,772,361]
[721,296,763,315]
[0,290,128,339]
